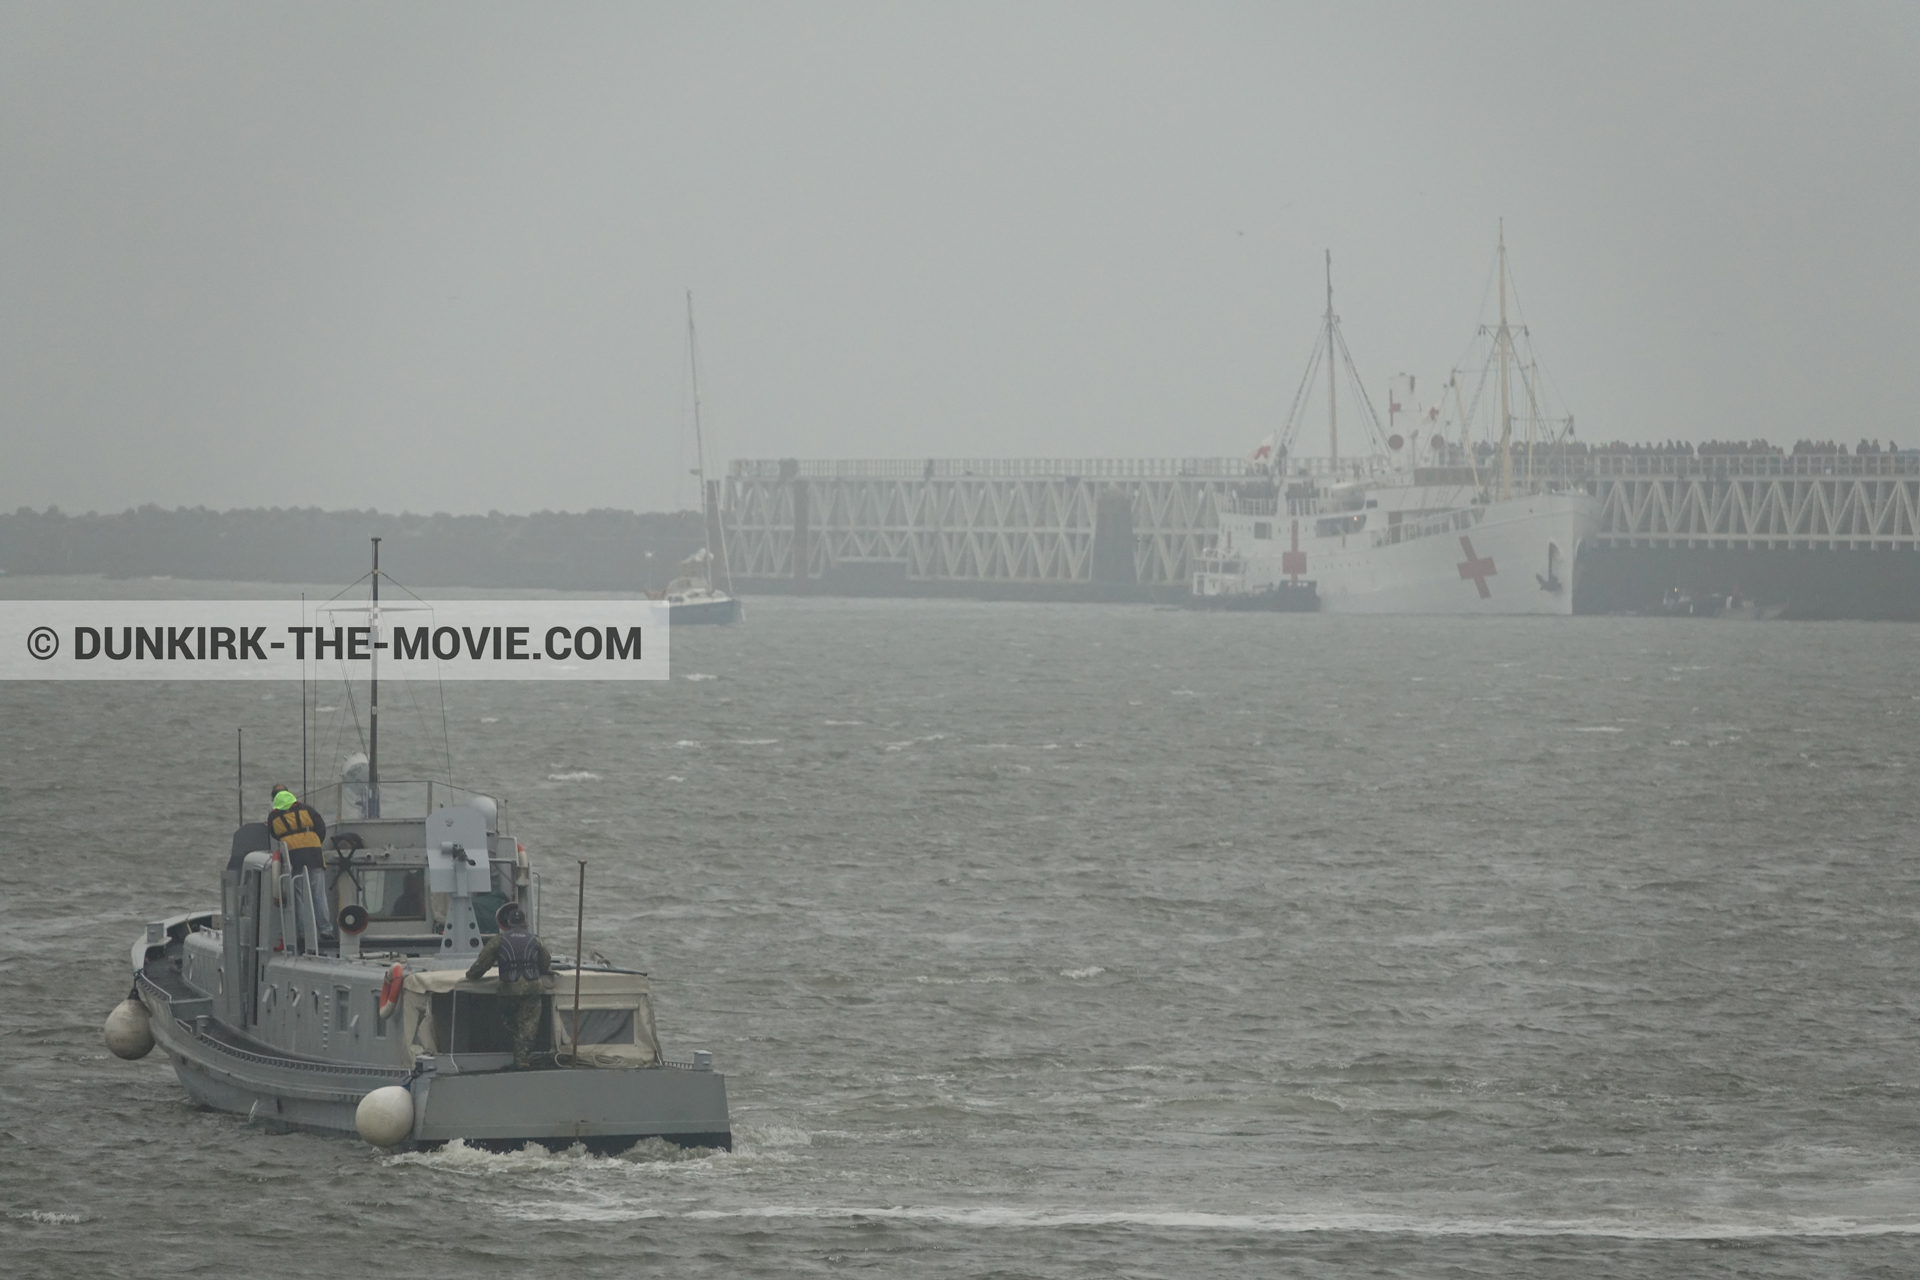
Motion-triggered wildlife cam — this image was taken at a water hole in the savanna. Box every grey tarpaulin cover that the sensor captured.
[400,967,661,1067]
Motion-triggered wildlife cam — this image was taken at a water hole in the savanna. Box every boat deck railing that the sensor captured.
[312,780,506,831]
[1371,507,1483,548]
[1222,496,1280,517]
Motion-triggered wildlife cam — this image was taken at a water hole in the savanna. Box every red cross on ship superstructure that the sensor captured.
[1457,536,1497,598]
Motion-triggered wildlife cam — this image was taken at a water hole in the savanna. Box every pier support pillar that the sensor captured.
[791,480,811,584]
[1090,488,1137,587]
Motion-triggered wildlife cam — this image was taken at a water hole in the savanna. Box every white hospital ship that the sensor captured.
[1193,233,1598,615]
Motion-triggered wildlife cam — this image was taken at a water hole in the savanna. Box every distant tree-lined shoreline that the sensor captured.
[0,506,706,592]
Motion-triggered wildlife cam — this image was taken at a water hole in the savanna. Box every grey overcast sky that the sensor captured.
[3,2,1916,516]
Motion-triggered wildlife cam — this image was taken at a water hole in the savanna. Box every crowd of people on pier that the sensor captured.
[1495,438,1908,459]
[1698,440,1782,457]
[1790,439,1901,456]
[1580,439,1715,457]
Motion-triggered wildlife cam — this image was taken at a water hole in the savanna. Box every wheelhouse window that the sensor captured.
[431,991,555,1055]
[559,1008,637,1047]
[359,868,427,921]
[1252,522,1272,540]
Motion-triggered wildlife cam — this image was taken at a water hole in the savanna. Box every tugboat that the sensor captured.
[1658,586,1729,617]
[102,547,731,1152]
[1186,564,1320,612]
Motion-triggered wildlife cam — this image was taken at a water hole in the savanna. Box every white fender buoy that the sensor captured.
[355,1085,414,1148]
[104,998,154,1060]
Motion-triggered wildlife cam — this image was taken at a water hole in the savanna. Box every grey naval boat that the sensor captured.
[109,782,730,1151]
[111,782,731,1152]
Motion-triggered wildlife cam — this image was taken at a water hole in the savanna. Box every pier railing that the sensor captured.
[728,457,1256,481]
[1583,453,1920,479]
[732,451,1920,485]
[726,455,1422,482]
[722,453,1920,585]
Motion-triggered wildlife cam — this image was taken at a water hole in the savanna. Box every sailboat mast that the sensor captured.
[1497,224,1513,501]
[368,536,380,804]
[1325,250,1339,471]
[686,291,712,564]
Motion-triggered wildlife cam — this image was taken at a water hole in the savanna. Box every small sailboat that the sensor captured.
[666,291,740,625]
[662,547,740,624]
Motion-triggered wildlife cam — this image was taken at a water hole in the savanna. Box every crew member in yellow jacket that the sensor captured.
[267,785,334,943]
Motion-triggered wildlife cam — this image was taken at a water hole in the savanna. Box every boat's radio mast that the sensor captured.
[367,536,381,816]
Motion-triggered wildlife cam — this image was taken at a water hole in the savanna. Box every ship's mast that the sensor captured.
[1496,223,1514,501]
[1325,250,1339,471]
[367,536,381,815]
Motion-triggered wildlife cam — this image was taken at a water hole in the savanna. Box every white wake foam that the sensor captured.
[502,1201,1920,1239]
[386,1136,722,1175]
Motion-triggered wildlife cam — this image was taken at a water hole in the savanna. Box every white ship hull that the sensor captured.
[1196,488,1598,616]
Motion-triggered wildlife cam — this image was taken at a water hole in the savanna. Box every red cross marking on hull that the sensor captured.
[1282,519,1306,581]
[1457,536,1496,598]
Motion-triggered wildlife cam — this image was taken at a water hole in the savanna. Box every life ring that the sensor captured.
[378,964,404,1019]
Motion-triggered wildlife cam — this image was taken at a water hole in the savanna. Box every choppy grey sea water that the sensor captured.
[5,588,1920,1278]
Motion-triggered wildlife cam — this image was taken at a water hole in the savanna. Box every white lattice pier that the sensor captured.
[724,458,1261,592]
[1587,456,1920,550]
[720,455,1920,601]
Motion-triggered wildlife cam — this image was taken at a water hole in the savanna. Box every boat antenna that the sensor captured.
[300,592,308,796]
[368,536,381,815]
[571,859,587,1062]
[1325,249,1339,471]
